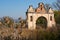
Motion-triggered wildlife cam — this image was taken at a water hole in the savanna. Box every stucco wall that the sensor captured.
[27,13,56,29]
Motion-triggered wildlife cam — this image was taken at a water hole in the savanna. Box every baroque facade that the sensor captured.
[26,3,56,30]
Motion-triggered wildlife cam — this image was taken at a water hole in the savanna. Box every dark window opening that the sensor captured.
[30,16,33,21]
[50,16,52,21]
[40,5,42,10]
[41,8,42,10]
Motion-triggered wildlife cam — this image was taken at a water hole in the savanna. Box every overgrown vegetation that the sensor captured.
[0,27,60,40]
[54,10,60,24]
[0,10,60,40]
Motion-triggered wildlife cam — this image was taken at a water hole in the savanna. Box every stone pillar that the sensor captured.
[47,14,56,28]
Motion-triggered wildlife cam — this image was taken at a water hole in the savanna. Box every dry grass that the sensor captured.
[0,26,59,40]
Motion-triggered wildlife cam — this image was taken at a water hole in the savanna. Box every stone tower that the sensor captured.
[26,3,56,30]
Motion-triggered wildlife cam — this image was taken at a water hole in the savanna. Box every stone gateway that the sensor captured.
[26,3,56,30]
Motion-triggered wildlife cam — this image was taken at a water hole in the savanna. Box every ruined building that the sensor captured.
[26,3,56,30]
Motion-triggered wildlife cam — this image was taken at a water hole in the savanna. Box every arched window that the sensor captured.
[40,5,42,10]
[41,8,42,10]
[30,16,33,21]
[50,16,52,21]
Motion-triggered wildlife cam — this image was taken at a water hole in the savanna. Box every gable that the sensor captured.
[35,3,46,13]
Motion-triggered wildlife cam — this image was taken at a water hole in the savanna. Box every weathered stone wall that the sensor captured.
[27,13,56,29]
[26,2,56,30]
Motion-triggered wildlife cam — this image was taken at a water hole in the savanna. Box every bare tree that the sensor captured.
[45,4,51,12]
[53,0,60,10]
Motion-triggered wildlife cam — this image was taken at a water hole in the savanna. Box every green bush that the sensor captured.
[54,11,60,24]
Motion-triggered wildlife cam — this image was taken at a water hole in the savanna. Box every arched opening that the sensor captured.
[36,16,47,29]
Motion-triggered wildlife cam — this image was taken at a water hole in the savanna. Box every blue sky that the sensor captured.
[0,0,56,19]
